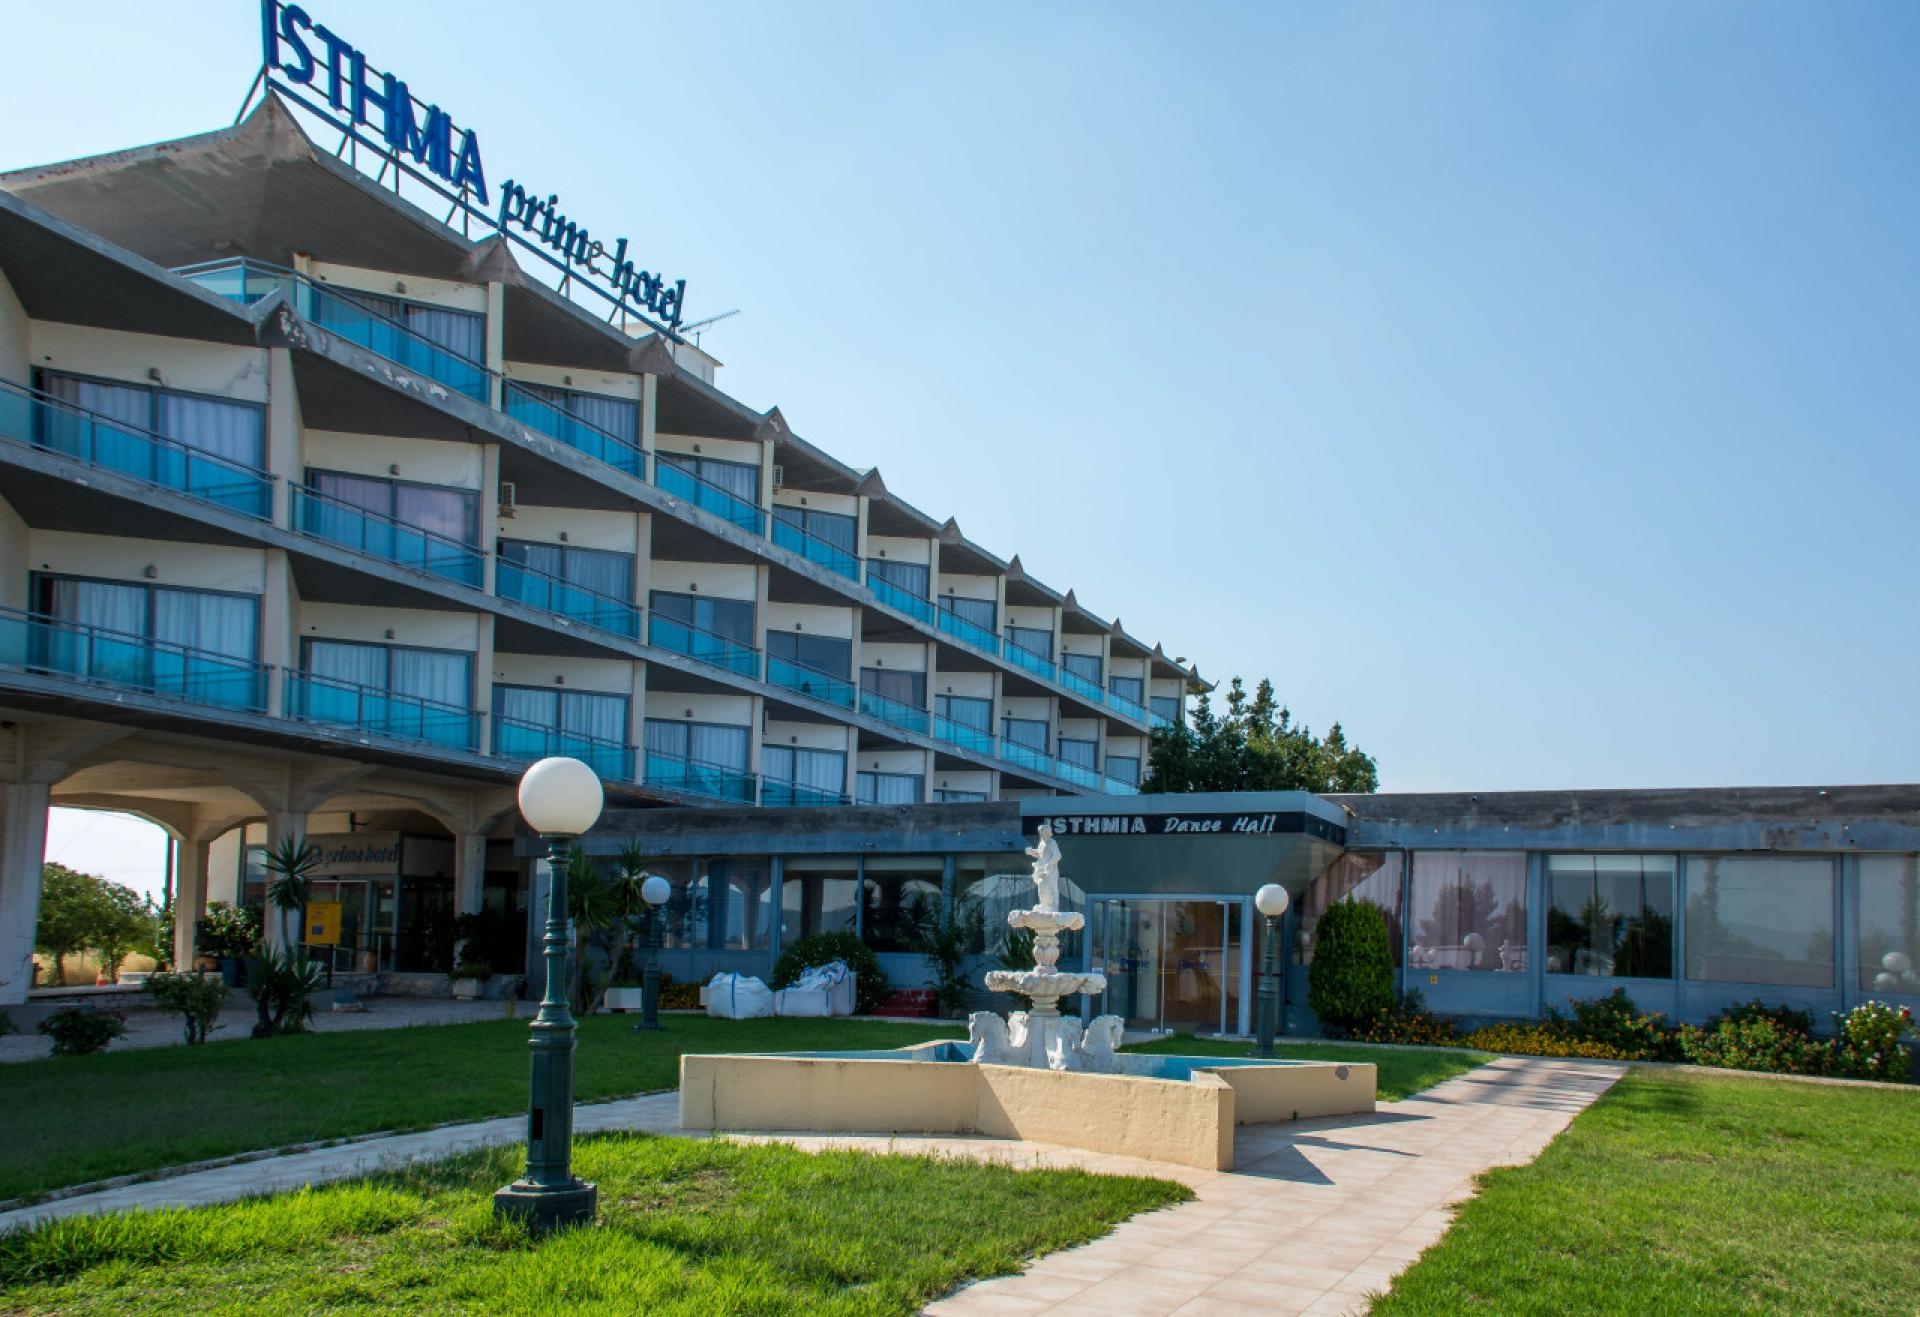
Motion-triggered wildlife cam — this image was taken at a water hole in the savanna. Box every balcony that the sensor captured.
[0,378,272,521]
[502,382,644,478]
[176,259,493,403]
[771,517,858,580]
[647,613,760,678]
[937,606,1000,656]
[1054,759,1104,792]
[766,655,856,709]
[1148,709,1177,732]
[999,740,1052,776]
[1102,776,1143,797]
[283,669,481,751]
[654,460,766,536]
[858,687,930,736]
[934,715,996,757]
[645,751,757,802]
[291,485,486,588]
[1107,690,1148,723]
[0,606,269,712]
[761,778,851,807]
[867,570,935,625]
[496,560,641,639]
[1004,638,1056,683]
[494,716,635,782]
[1059,668,1106,705]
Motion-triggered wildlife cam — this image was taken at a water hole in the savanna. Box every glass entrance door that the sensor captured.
[1091,898,1241,1034]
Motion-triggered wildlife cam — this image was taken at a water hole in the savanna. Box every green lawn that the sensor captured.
[0,1133,1188,1315]
[1122,1033,1493,1101]
[1,1015,961,1203]
[1373,1069,1920,1315]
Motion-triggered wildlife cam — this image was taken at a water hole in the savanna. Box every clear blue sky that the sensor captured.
[5,0,1916,838]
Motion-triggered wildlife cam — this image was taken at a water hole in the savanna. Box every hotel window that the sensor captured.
[1058,737,1097,770]
[936,789,989,803]
[1109,674,1145,706]
[862,856,942,953]
[643,719,751,772]
[1299,852,1403,966]
[493,685,628,746]
[861,667,925,709]
[762,745,847,800]
[1546,855,1676,978]
[869,559,931,599]
[1149,695,1182,724]
[781,857,859,943]
[857,771,924,805]
[935,694,992,732]
[325,289,485,364]
[656,451,760,505]
[1006,624,1053,660]
[30,575,261,706]
[1062,652,1103,685]
[766,631,851,679]
[772,504,857,554]
[1002,717,1050,752]
[1859,855,1920,993]
[1684,856,1834,988]
[1408,852,1528,972]
[35,370,266,471]
[303,639,471,708]
[511,383,637,445]
[1105,755,1141,786]
[941,595,996,630]
[693,859,774,951]
[498,540,633,601]
[308,470,479,545]
[648,591,754,646]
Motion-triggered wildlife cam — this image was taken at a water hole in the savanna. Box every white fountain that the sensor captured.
[967,823,1128,1072]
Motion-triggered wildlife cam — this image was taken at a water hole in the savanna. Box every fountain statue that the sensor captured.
[968,823,1128,1071]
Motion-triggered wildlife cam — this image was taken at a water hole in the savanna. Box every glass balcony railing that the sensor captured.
[292,485,485,588]
[761,778,851,807]
[647,613,760,678]
[0,378,274,521]
[654,460,766,536]
[1054,759,1103,792]
[496,560,641,639]
[1102,776,1142,796]
[176,259,493,403]
[766,655,856,709]
[493,716,635,782]
[1107,690,1148,723]
[771,517,859,580]
[0,606,269,712]
[1059,668,1105,705]
[937,606,1000,655]
[284,669,480,750]
[502,382,644,478]
[645,751,757,803]
[999,740,1052,775]
[858,687,930,735]
[1148,709,1177,731]
[866,570,936,624]
[1004,638,1056,683]
[933,715,996,757]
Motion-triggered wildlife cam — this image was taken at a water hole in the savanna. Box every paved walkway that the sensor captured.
[0,1056,1623,1316]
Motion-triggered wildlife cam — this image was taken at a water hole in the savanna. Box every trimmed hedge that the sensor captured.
[770,932,887,1014]
[1307,899,1395,1035]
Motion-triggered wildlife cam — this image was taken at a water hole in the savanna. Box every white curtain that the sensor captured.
[565,390,638,444]
[389,647,470,708]
[47,578,145,635]
[1007,625,1053,659]
[494,684,555,728]
[157,394,264,467]
[562,690,627,743]
[644,719,689,759]
[859,772,923,805]
[1002,717,1049,751]
[1058,738,1097,769]
[1063,652,1103,683]
[152,588,256,658]
[393,483,475,545]
[562,546,633,601]
[861,668,924,707]
[936,695,991,731]
[869,559,929,597]
[942,596,995,629]
[689,722,749,769]
[405,305,485,364]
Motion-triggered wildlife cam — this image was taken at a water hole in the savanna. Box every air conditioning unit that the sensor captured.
[497,481,517,517]
[771,463,785,490]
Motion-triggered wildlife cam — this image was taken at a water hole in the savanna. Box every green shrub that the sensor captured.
[1677,1016,1832,1075]
[1357,990,1459,1046]
[1830,1001,1914,1082]
[1307,899,1394,1036]
[1462,1021,1645,1059]
[246,949,327,1037]
[38,1007,126,1056]
[199,901,262,962]
[1563,988,1683,1061]
[1707,999,1817,1037]
[770,932,886,1014]
[144,972,228,1045]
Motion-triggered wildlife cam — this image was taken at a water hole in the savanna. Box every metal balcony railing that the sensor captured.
[858,686,931,735]
[501,381,644,478]
[646,613,760,678]
[654,460,766,536]
[0,377,273,521]
[766,654,856,709]
[771,516,859,580]
[866,569,936,624]
[1102,776,1143,796]
[1059,667,1105,705]
[495,559,641,639]
[493,715,635,782]
[0,606,270,712]
[283,669,481,751]
[933,715,996,756]
[644,751,757,802]
[761,778,852,807]
[998,740,1052,775]
[936,605,1000,656]
[1053,758,1103,792]
[1107,689,1148,723]
[1004,637,1056,683]
[291,485,485,588]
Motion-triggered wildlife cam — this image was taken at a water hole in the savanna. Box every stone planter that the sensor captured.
[451,977,484,1001]
[603,986,645,1012]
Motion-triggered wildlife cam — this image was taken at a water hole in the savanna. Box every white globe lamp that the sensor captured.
[518,756,604,837]
[1253,883,1290,1056]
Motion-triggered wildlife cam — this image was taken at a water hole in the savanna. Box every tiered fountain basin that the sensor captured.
[677,1044,1376,1171]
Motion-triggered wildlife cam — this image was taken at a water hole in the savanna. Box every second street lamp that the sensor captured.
[635,873,671,1031]
[1253,883,1290,1059]
[494,756,604,1232]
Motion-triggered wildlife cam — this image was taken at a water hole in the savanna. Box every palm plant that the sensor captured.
[262,836,322,949]
[564,849,622,1012]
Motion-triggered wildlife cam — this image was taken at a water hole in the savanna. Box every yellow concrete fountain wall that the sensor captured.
[676,1054,1376,1171]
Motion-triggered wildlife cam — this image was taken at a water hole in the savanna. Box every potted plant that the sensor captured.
[448,959,493,1001]
[200,901,262,987]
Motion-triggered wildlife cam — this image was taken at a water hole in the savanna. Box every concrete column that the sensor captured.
[173,837,211,970]
[0,781,51,1005]
[639,375,658,463]
[480,443,502,595]
[484,282,506,410]
[266,348,301,531]
[454,831,487,918]
[474,613,496,755]
[262,549,294,716]
[261,808,307,951]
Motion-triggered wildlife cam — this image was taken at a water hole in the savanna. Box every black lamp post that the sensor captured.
[494,756,603,1232]
[635,873,670,1031]
[1253,882,1290,1058]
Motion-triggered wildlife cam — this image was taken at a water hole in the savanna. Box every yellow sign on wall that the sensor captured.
[307,901,343,946]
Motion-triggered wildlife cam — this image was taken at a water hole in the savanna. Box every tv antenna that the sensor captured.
[678,308,740,346]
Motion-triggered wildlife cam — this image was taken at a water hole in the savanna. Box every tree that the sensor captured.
[1143,676,1378,794]
[262,836,322,949]
[1307,898,1395,1035]
[34,864,150,984]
